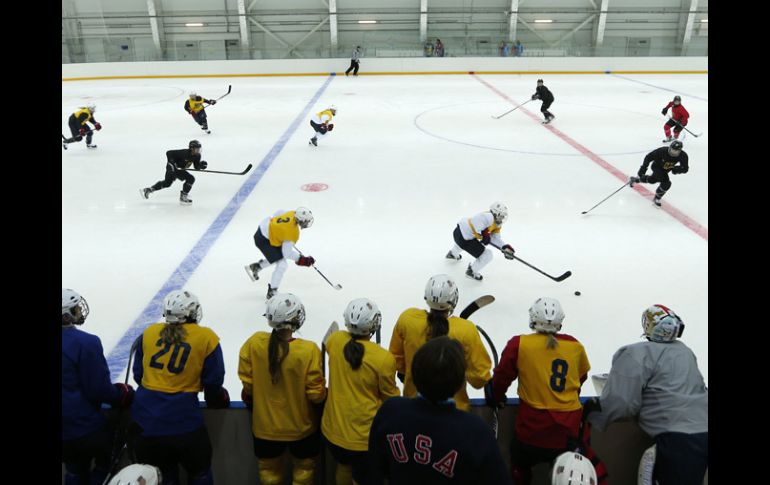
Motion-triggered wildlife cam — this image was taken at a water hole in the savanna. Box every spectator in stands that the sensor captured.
[131,289,229,485]
[424,40,434,57]
[486,297,608,485]
[586,305,708,485]
[239,293,326,485]
[388,274,491,412]
[515,40,524,57]
[369,336,512,484]
[62,288,135,485]
[434,39,445,57]
[321,298,400,485]
[500,41,512,57]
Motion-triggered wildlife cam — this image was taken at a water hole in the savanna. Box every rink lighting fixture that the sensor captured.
[185,22,205,27]
[700,19,708,22]
[534,19,553,23]
[358,20,377,24]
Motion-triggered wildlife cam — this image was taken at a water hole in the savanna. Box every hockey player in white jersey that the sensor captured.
[309,106,337,146]
[445,202,515,281]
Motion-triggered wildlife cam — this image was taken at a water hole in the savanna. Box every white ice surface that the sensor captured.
[62,73,708,399]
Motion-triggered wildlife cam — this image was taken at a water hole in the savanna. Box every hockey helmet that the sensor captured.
[641,304,684,343]
[265,293,306,331]
[344,298,382,337]
[424,274,459,312]
[529,297,565,334]
[62,288,90,326]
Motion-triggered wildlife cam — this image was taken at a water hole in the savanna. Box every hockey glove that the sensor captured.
[582,397,602,417]
[113,383,135,408]
[94,122,102,131]
[79,127,87,136]
[661,108,668,116]
[241,388,253,411]
[671,167,685,174]
[396,372,405,384]
[297,255,315,267]
[637,168,647,178]
[209,99,217,105]
[484,380,505,409]
[204,387,231,409]
[199,161,208,169]
[531,94,538,100]
[501,244,515,260]
[481,229,491,246]
[327,123,334,132]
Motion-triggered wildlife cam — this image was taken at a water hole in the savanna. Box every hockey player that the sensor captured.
[141,140,207,205]
[309,105,336,146]
[629,140,688,207]
[486,297,608,485]
[389,274,492,412]
[239,293,327,485]
[184,92,216,134]
[62,289,135,485]
[63,105,101,149]
[661,95,689,142]
[445,202,515,281]
[531,79,555,123]
[369,337,512,485]
[586,305,708,485]
[130,289,229,485]
[244,208,315,300]
[322,298,400,485]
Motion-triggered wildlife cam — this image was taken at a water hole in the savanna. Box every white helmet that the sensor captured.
[87,104,96,113]
[62,288,89,326]
[189,92,198,98]
[329,105,337,114]
[641,304,684,343]
[265,293,306,330]
[529,297,565,334]
[295,207,314,229]
[163,290,202,324]
[424,274,459,312]
[344,298,382,336]
[107,463,162,485]
[489,202,508,224]
[551,452,597,485]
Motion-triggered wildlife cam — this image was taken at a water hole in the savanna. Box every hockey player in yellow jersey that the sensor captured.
[244,208,316,300]
[309,105,336,146]
[238,293,327,485]
[389,274,492,411]
[446,202,516,281]
[63,105,101,149]
[184,92,216,134]
[131,290,230,485]
[322,298,400,485]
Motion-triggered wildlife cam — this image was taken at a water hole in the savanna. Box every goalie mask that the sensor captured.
[529,297,565,334]
[344,298,382,337]
[641,304,684,343]
[424,274,459,312]
[62,288,90,326]
[163,290,202,324]
[265,293,306,331]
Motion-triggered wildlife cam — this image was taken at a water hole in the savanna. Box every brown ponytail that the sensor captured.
[268,329,290,384]
[160,323,187,346]
[343,336,366,370]
[426,309,450,339]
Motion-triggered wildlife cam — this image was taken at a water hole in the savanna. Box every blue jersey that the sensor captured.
[368,397,512,485]
[131,323,226,437]
[62,327,120,441]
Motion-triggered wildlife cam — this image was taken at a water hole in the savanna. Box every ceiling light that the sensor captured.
[185,23,204,27]
[534,19,553,23]
[358,20,377,24]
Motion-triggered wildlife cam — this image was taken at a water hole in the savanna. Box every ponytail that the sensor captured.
[343,336,365,370]
[160,323,187,346]
[426,309,450,339]
[268,329,290,384]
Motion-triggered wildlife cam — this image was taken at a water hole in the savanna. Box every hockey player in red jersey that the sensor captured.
[661,95,689,142]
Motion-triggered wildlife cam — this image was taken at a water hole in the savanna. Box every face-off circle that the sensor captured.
[301,183,329,192]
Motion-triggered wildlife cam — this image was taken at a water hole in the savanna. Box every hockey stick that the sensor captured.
[491,243,572,282]
[476,324,500,438]
[186,163,252,175]
[459,295,496,320]
[491,99,533,119]
[581,182,629,215]
[295,246,343,290]
[102,336,142,485]
[666,116,702,137]
[376,326,381,345]
[203,85,232,106]
[321,321,339,378]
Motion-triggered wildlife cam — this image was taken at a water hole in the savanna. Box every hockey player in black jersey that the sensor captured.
[140,140,207,205]
[531,79,555,124]
[62,105,101,149]
[629,140,689,207]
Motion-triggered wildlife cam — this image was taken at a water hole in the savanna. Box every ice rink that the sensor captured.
[62,72,708,399]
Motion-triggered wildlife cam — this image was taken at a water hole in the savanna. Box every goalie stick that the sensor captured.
[187,163,252,175]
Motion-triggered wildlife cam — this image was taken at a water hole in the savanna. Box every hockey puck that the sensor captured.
[574,291,581,296]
